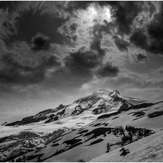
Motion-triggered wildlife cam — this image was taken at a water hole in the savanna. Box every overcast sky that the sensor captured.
[0,1,163,124]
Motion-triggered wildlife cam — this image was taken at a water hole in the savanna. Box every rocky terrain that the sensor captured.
[0,89,163,162]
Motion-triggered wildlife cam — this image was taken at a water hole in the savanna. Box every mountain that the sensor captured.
[0,89,163,162]
[3,89,146,126]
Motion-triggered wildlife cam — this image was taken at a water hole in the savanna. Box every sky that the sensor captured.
[0,1,163,124]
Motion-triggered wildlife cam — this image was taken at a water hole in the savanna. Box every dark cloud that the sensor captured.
[0,51,61,86]
[0,1,18,12]
[129,30,148,50]
[120,2,163,56]
[65,47,101,70]
[96,62,119,78]
[90,1,163,58]
[129,10,163,56]
[64,2,144,56]
[65,33,105,75]
[43,67,93,92]
[65,1,92,13]
[147,3,163,55]
[64,45,103,78]
[0,2,67,88]
[0,1,67,47]
[0,1,162,93]
[135,53,148,63]
[105,1,143,35]
[31,33,50,51]
[113,36,130,52]
[116,2,141,34]
[64,22,106,74]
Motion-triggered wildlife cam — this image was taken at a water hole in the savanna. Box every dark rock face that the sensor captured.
[21,116,46,125]
[55,104,65,112]
[57,108,66,117]
[5,107,63,126]
[6,115,47,126]
[5,121,21,126]
[45,115,59,123]
[1,122,7,126]
[118,102,130,112]
[92,104,107,115]
[129,103,154,110]
[148,110,163,118]
[72,105,84,115]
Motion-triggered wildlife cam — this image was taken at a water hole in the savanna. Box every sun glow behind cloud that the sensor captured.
[76,3,112,45]
[58,3,112,46]
[76,3,112,34]
[83,3,112,26]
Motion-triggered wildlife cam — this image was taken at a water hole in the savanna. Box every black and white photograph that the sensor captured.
[0,1,163,162]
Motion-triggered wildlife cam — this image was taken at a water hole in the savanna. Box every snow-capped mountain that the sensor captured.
[0,89,163,162]
[3,89,145,127]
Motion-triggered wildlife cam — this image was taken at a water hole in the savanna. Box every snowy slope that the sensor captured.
[90,129,163,162]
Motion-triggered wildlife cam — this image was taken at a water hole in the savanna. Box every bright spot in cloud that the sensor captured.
[58,3,112,47]
[79,3,112,27]
[75,3,112,46]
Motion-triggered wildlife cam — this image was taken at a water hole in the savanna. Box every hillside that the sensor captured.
[0,89,163,162]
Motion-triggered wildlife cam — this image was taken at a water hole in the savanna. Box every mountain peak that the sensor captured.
[92,89,112,95]
[92,89,120,98]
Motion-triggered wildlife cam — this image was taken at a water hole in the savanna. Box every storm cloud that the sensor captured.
[0,1,163,101]
[96,62,119,77]
[31,33,50,51]
[0,46,61,86]
[134,53,148,63]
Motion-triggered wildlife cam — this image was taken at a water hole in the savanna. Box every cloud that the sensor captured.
[0,2,66,89]
[65,1,91,13]
[96,62,119,78]
[0,1,163,95]
[80,70,153,97]
[58,2,112,47]
[134,53,148,63]
[0,2,19,12]
[152,66,163,75]
[43,25,109,91]
[64,37,105,83]
[64,1,144,35]
[31,33,50,51]
[65,47,101,70]
[0,42,61,86]
[62,19,107,81]
[113,36,130,52]
[91,2,163,59]
[146,4,163,55]
[114,2,163,56]
[0,1,67,47]
[61,1,160,64]
[109,2,143,35]
[129,29,148,50]
[148,79,163,89]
